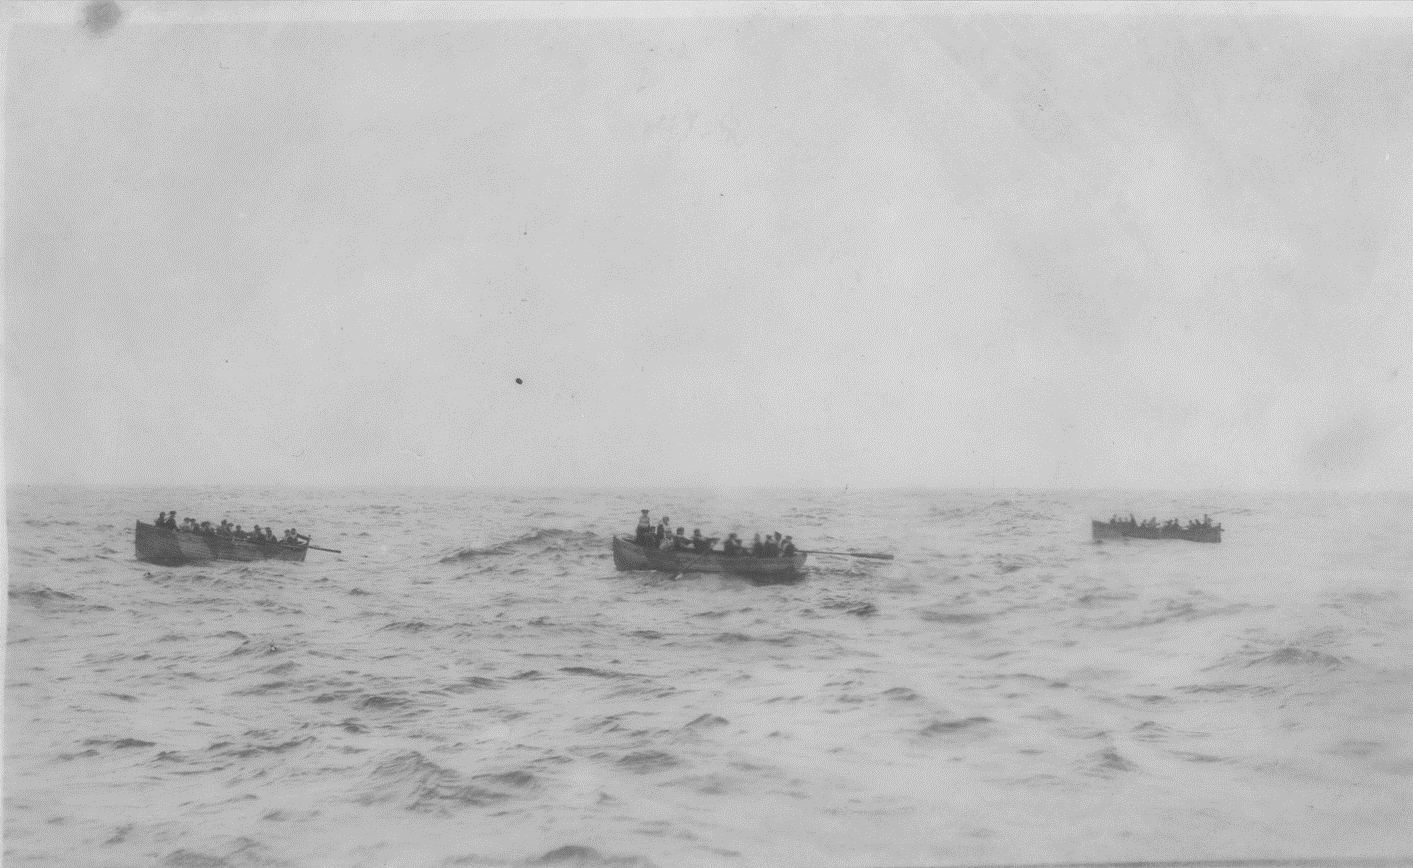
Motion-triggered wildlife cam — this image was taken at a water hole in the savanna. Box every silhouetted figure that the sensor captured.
[751,534,764,556]
[691,529,717,553]
[635,510,653,545]
[673,528,690,551]
[781,536,797,556]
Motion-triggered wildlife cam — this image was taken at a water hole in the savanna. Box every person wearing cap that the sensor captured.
[781,536,797,556]
[672,527,690,551]
[635,510,654,545]
[762,534,779,557]
[156,511,167,528]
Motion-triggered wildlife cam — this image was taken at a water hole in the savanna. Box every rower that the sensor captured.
[672,527,690,551]
[751,533,764,556]
[691,529,710,553]
[156,511,167,527]
[635,510,653,545]
[781,536,796,556]
[762,534,779,557]
[656,517,670,546]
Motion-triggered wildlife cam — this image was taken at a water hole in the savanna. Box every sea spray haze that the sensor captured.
[6,486,1413,867]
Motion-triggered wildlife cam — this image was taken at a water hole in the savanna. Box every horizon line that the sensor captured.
[6,483,1412,494]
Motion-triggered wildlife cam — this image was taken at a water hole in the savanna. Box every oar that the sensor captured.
[670,548,714,580]
[799,550,894,560]
[306,544,342,554]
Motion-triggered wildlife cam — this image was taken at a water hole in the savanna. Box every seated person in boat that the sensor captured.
[672,528,691,551]
[761,534,779,557]
[234,525,246,540]
[156,511,167,528]
[781,536,797,556]
[690,529,718,553]
[721,533,743,556]
[750,534,764,556]
[656,517,670,548]
[634,510,654,546]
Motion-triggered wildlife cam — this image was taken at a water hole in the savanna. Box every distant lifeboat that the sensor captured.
[1092,518,1222,543]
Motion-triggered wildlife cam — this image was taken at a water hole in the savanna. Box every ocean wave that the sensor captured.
[440,529,603,562]
[528,844,656,867]
[10,486,1413,867]
[1079,746,1139,776]
[8,584,82,604]
[358,750,515,812]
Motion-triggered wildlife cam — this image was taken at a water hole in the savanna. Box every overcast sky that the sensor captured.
[5,2,1412,488]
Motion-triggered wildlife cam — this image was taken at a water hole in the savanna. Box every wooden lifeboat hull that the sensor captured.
[612,536,806,580]
[134,521,309,565]
[1091,520,1221,544]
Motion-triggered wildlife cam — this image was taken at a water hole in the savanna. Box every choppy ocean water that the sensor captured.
[5,486,1413,868]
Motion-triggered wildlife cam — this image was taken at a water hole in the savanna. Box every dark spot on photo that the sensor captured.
[82,0,123,37]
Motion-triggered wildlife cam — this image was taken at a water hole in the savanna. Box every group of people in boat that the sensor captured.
[632,511,798,557]
[1107,513,1218,532]
[154,512,309,546]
